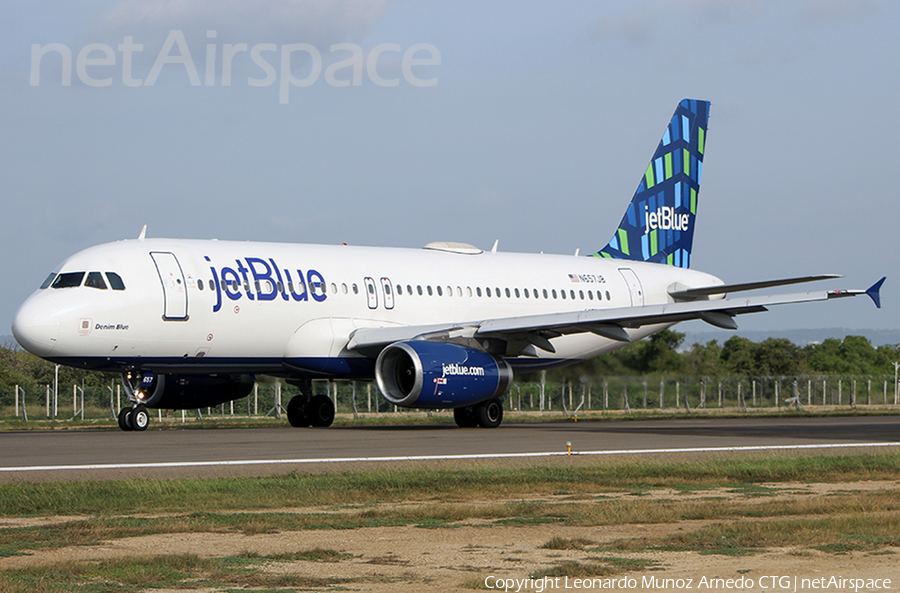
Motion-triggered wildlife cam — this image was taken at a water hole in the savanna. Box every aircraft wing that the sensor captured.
[347,278,885,356]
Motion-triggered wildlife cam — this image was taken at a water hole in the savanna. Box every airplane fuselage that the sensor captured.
[13,237,723,379]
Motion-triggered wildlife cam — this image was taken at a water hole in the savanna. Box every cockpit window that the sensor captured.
[40,273,57,289]
[85,272,108,290]
[106,272,126,291]
[51,272,85,289]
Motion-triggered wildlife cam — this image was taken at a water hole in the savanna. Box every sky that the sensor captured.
[2,0,898,338]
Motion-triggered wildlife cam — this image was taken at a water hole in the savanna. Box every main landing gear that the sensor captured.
[286,379,335,428]
[287,394,335,427]
[117,404,150,431]
[453,398,504,428]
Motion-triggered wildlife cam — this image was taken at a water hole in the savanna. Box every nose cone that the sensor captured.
[12,296,61,357]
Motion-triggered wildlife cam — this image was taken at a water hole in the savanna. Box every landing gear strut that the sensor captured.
[117,370,152,432]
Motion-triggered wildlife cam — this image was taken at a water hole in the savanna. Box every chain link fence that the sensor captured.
[2,373,898,423]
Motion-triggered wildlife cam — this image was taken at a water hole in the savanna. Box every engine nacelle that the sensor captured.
[375,341,513,409]
[122,372,254,410]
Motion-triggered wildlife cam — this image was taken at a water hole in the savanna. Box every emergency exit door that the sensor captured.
[618,268,644,307]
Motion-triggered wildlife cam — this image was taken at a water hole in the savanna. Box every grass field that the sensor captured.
[0,454,898,591]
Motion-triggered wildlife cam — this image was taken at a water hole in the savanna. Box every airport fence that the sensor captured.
[1,373,898,423]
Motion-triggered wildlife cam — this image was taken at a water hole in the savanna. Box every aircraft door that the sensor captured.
[150,252,189,320]
[618,268,644,307]
[364,277,378,309]
[380,278,394,310]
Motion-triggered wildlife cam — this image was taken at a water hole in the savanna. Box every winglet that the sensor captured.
[866,277,886,309]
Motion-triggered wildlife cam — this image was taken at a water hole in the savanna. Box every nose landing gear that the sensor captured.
[117,370,154,431]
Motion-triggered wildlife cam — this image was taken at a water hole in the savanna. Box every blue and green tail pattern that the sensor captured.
[594,99,710,268]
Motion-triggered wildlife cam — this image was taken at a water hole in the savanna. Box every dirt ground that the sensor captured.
[2,481,898,592]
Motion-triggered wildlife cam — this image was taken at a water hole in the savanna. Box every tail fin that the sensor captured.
[594,99,710,268]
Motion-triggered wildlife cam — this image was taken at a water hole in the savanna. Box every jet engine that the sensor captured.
[122,372,255,409]
[375,341,512,409]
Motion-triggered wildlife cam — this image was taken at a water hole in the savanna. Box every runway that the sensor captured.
[1,415,898,481]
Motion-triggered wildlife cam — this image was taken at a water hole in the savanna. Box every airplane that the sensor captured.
[11,99,885,432]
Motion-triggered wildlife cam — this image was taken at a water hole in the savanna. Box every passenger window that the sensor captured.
[495,287,501,297]
[561,290,566,300]
[606,291,611,300]
[515,288,521,298]
[353,284,359,294]
[466,287,472,297]
[436,285,443,296]
[588,291,593,300]
[342,283,348,295]
[505,288,511,298]
[579,290,584,300]
[486,287,492,297]
[197,279,204,291]
[85,272,107,290]
[40,272,57,289]
[427,285,433,296]
[52,272,85,289]
[477,287,483,297]
[208,279,215,291]
[396,284,402,296]
[417,285,423,296]
[570,290,576,300]
[551,289,557,299]
[543,289,548,299]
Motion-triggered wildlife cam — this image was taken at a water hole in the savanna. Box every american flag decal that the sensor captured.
[568,274,581,282]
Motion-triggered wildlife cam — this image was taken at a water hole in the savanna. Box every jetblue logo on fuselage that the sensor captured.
[644,205,690,234]
[206,256,327,313]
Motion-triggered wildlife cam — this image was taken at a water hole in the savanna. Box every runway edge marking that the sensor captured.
[2,442,899,473]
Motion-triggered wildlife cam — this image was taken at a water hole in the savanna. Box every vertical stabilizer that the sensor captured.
[595,99,710,268]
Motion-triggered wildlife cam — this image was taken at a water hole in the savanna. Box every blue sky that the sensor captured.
[2,0,897,337]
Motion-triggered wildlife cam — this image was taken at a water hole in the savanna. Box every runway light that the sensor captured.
[566,441,572,455]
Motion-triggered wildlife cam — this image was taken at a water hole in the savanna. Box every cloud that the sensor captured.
[587,0,880,47]
[96,0,393,46]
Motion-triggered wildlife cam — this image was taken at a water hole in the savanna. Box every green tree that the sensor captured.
[686,339,723,376]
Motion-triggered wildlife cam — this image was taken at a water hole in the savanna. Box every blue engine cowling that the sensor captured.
[375,341,513,409]
[123,372,255,410]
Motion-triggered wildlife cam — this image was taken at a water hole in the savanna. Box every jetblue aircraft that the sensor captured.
[12,99,884,431]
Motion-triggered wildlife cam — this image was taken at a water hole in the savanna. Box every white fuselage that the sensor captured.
[12,238,724,378]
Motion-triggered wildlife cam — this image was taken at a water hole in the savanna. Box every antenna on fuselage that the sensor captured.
[138,225,147,241]
[491,239,499,253]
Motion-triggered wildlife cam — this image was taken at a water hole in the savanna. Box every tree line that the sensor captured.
[2,332,899,394]
[528,331,900,382]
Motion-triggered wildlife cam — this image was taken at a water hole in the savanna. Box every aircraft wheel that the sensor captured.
[287,395,310,428]
[131,405,150,431]
[475,399,503,428]
[308,395,335,427]
[453,406,479,428]
[117,407,134,431]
